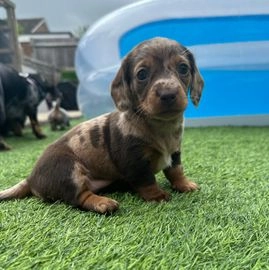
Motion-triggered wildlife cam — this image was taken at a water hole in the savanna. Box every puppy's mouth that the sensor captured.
[159,107,182,114]
[152,108,183,120]
[158,98,187,114]
[155,88,188,117]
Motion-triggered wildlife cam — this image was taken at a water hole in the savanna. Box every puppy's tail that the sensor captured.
[0,179,32,200]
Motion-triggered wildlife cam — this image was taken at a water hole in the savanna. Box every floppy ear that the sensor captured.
[111,58,132,112]
[188,52,204,107]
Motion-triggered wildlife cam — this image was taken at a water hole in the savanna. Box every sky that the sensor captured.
[10,0,138,34]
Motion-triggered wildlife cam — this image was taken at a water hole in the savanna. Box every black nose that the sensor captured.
[159,93,177,105]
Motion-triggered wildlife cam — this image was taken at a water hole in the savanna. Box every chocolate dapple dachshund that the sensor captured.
[0,38,204,214]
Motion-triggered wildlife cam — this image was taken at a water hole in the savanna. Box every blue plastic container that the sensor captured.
[76,0,269,126]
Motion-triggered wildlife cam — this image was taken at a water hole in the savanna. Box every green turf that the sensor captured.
[0,122,268,269]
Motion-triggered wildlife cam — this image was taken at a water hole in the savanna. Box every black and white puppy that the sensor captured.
[0,77,11,150]
[0,64,51,142]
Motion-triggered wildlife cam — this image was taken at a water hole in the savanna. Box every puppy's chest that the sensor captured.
[147,136,179,173]
[153,150,172,173]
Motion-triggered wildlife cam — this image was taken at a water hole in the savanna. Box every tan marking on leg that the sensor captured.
[136,183,170,202]
[72,162,118,213]
[164,165,199,192]
[78,190,119,214]
[31,120,46,139]
[72,162,91,191]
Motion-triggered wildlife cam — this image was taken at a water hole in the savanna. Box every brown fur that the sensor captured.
[0,38,204,214]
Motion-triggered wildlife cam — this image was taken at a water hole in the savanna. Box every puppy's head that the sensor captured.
[111,37,204,120]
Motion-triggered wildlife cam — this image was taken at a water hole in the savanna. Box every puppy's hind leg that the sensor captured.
[73,163,119,214]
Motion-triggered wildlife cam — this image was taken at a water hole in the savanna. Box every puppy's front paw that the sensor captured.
[94,197,119,214]
[145,189,170,202]
[172,178,199,193]
[137,185,170,202]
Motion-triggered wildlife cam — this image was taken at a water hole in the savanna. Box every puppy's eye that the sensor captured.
[177,63,189,76]
[136,68,149,81]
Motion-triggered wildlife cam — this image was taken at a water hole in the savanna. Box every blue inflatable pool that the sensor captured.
[76,0,269,126]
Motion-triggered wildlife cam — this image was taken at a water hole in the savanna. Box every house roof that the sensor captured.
[17,18,49,34]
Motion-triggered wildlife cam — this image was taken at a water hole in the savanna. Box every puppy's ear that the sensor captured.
[188,52,204,107]
[111,58,131,112]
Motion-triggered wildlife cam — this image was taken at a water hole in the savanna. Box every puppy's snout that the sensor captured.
[154,79,180,105]
[156,88,178,106]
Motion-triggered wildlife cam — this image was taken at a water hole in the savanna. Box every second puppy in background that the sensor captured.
[48,97,70,131]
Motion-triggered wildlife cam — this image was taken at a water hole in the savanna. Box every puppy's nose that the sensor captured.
[160,93,177,104]
[157,89,178,105]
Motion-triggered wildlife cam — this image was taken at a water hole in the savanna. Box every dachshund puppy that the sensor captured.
[0,38,204,214]
[48,97,70,131]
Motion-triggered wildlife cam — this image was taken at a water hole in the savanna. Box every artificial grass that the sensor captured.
[0,122,268,269]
